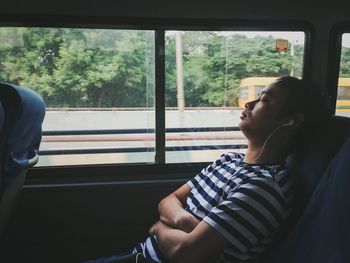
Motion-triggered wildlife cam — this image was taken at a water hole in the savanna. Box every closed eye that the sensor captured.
[258,94,269,102]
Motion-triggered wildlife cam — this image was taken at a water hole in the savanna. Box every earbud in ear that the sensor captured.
[283,120,295,127]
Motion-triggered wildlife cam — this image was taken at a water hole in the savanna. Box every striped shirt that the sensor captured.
[134,152,294,262]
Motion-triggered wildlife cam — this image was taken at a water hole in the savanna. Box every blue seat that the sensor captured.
[0,83,45,237]
[266,116,350,262]
[286,116,350,213]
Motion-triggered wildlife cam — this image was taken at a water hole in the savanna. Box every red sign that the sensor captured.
[275,39,289,51]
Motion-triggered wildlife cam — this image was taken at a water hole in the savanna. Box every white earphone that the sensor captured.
[283,119,295,127]
[254,119,295,161]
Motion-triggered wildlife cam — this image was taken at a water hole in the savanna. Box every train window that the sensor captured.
[337,33,350,116]
[0,27,306,166]
[337,86,350,100]
[255,86,265,97]
[164,31,305,163]
[0,27,155,166]
[239,87,249,100]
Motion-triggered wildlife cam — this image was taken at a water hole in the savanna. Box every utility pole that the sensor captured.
[290,42,295,77]
[175,32,185,112]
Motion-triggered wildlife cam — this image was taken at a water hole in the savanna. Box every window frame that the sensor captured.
[0,15,313,180]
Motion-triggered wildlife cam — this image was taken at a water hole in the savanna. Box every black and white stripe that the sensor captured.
[187,152,294,262]
[136,152,294,262]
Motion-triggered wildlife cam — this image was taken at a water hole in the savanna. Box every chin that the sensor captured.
[238,122,248,135]
[239,122,254,139]
[238,119,247,131]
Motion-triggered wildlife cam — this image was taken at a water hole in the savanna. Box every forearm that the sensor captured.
[152,222,194,263]
[158,195,200,232]
[158,184,200,232]
[152,221,225,263]
[158,194,185,227]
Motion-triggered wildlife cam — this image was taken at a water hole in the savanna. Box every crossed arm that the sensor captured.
[149,184,229,263]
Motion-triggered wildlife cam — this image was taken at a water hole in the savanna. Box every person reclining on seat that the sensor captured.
[86,76,329,263]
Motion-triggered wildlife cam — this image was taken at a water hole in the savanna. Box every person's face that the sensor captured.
[239,82,291,141]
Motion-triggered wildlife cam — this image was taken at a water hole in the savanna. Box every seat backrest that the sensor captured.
[0,83,45,238]
[266,115,350,262]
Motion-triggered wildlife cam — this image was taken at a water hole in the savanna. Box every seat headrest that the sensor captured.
[0,83,45,190]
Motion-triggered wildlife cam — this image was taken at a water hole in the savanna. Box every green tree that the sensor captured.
[0,28,154,107]
[340,46,350,77]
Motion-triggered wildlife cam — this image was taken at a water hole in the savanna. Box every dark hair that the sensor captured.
[274,76,331,136]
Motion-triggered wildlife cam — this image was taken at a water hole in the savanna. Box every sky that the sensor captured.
[169,30,350,48]
[220,31,304,45]
[166,30,305,45]
[342,33,350,48]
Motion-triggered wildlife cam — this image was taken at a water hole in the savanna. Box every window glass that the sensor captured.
[337,33,350,117]
[0,27,155,166]
[165,31,305,163]
[239,87,249,100]
[337,86,350,100]
[255,86,265,97]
